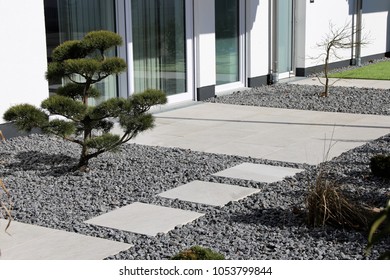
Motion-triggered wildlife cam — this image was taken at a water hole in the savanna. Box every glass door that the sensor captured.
[44,0,118,104]
[215,0,244,90]
[276,0,294,79]
[130,0,193,102]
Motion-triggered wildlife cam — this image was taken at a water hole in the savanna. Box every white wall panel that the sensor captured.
[303,0,352,68]
[194,0,216,88]
[246,0,269,79]
[0,0,48,123]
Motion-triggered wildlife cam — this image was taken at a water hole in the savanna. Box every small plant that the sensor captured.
[366,200,390,260]
[3,30,167,171]
[370,154,390,179]
[171,246,225,260]
[312,21,369,97]
[306,171,373,230]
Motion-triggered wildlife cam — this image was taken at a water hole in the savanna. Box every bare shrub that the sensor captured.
[306,171,374,230]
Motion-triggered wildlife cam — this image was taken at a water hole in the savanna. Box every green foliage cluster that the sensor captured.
[171,246,225,260]
[367,200,390,259]
[4,30,167,171]
[370,154,390,179]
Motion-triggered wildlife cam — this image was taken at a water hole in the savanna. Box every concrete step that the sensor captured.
[158,180,260,206]
[213,163,304,183]
[0,219,131,260]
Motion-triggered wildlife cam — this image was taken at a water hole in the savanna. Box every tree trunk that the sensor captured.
[77,144,90,172]
[324,76,329,97]
[322,47,331,97]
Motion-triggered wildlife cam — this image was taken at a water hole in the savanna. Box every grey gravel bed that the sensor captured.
[208,84,390,115]
[1,131,389,260]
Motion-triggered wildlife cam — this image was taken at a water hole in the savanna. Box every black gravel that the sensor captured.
[1,81,390,260]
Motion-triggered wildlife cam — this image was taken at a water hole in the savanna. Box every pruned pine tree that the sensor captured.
[4,30,167,171]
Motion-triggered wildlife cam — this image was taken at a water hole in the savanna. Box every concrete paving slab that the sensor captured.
[0,219,131,260]
[213,163,304,183]
[85,202,204,237]
[128,103,390,164]
[263,139,367,164]
[204,141,283,158]
[158,180,260,206]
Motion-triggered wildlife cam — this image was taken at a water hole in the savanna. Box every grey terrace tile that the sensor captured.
[213,163,304,183]
[85,202,204,237]
[158,180,260,206]
[0,219,131,260]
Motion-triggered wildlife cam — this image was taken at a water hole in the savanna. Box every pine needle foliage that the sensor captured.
[4,30,167,171]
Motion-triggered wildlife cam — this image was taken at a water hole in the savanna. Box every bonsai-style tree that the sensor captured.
[4,30,167,171]
[312,22,369,97]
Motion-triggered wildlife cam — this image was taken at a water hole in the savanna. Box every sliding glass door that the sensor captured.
[131,0,190,100]
[44,0,118,103]
[215,0,240,86]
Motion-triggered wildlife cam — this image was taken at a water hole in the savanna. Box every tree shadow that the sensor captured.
[229,207,306,229]
[4,151,77,176]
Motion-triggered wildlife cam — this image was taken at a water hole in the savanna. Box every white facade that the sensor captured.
[296,0,390,73]
[360,0,390,57]
[0,0,48,123]
[0,0,389,126]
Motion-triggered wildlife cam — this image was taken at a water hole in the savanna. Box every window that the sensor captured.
[131,0,187,96]
[215,0,240,85]
[44,0,118,102]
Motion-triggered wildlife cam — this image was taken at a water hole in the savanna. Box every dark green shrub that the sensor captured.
[367,200,390,259]
[171,246,225,260]
[370,154,390,179]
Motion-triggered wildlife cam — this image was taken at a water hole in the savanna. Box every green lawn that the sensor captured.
[328,61,390,80]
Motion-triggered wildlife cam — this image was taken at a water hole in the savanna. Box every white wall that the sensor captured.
[294,0,306,69]
[0,0,48,124]
[296,0,390,70]
[360,0,390,57]
[302,0,353,68]
[246,0,269,79]
[194,0,216,89]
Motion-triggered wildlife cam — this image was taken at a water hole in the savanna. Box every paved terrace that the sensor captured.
[2,78,390,259]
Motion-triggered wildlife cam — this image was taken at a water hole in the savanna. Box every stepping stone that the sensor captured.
[213,163,304,183]
[0,219,131,260]
[85,202,203,237]
[158,180,260,206]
